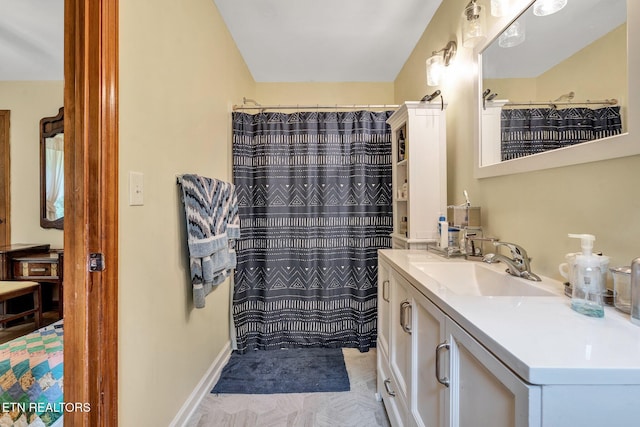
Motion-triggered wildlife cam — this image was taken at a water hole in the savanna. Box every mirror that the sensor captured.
[474,0,639,178]
[40,107,64,229]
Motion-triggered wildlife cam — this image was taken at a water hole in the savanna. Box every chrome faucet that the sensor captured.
[482,241,541,282]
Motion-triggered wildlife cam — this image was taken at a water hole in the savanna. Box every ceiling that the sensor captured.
[0,0,64,81]
[204,0,443,82]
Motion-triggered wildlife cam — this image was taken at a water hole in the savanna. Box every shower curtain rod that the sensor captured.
[503,98,618,108]
[232,103,400,111]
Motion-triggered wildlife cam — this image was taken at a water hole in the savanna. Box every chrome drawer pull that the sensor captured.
[400,300,412,334]
[383,378,396,397]
[31,268,47,272]
[435,341,450,387]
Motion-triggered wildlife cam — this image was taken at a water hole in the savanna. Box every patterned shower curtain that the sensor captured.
[232,110,393,353]
[501,106,622,161]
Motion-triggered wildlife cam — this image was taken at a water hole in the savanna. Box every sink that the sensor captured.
[410,262,558,297]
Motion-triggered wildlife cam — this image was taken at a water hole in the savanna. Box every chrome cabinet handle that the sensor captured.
[435,341,450,387]
[382,280,390,302]
[383,378,396,397]
[400,300,412,334]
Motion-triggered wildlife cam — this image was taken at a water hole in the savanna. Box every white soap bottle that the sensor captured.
[438,214,448,248]
[568,233,608,318]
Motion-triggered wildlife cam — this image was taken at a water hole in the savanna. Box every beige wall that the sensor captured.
[395,0,640,281]
[118,0,254,425]
[255,82,394,106]
[0,81,64,248]
[483,77,536,102]
[538,24,626,105]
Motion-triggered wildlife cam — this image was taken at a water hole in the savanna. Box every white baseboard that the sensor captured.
[169,340,232,427]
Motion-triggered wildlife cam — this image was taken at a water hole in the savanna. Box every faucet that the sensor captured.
[482,241,541,281]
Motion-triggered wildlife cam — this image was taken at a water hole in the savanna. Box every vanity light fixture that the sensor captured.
[462,0,486,48]
[532,0,567,16]
[426,41,457,86]
[498,19,526,48]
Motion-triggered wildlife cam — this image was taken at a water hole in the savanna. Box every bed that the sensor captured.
[0,320,63,426]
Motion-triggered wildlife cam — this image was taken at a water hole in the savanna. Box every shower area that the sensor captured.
[231,106,395,353]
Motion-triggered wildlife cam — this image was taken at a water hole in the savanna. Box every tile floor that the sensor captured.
[186,348,390,427]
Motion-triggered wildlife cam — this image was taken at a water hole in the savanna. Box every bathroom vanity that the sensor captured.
[377,249,640,427]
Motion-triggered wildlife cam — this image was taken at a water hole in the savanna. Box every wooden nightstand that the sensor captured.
[0,244,51,280]
[11,251,63,318]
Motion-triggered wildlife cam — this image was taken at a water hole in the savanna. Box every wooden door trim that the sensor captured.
[0,111,10,246]
[64,0,118,425]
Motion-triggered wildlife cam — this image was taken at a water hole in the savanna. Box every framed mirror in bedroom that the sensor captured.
[40,106,64,229]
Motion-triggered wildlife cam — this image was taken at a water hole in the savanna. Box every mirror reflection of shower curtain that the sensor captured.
[501,106,622,161]
[232,110,393,353]
[45,134,64,220]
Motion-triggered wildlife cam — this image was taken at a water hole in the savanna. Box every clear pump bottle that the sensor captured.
[568,234,609,318]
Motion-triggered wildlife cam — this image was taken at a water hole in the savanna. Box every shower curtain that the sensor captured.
[232,110,393,353]
[501,105,622,161]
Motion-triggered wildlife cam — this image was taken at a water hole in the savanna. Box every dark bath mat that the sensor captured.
[211,347,350,394]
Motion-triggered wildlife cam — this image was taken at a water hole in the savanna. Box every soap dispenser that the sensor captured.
[568,234,609,318]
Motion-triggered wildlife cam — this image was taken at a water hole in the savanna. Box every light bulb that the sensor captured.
[533,0,567,16]
[491,0,509,17]
[498,20,525,48]
[426,55,444,86]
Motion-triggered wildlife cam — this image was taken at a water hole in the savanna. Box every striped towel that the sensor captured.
[179,174,239,308]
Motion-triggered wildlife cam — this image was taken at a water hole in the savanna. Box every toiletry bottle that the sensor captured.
[438,214,447,248]
[398,130,405,162]
[400,216,408,237]
[568,234,608,318]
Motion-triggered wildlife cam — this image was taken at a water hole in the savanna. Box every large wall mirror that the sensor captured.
[474,0,639,178]
[40,107,64,229]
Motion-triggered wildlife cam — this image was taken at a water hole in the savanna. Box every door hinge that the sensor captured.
[89,253,106,272]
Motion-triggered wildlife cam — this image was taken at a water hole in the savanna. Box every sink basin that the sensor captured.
[410,262,558,297]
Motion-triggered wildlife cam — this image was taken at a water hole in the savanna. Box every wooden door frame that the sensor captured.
[63,0,118,425]
[0,111,9,246]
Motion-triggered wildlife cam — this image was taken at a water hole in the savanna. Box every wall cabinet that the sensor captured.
[387,102,447,249]
[377,260,541,427]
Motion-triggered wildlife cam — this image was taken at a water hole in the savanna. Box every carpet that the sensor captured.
[211,347,350,394]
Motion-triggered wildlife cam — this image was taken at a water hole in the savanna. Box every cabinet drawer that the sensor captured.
[13,261,58,278]
[378,351,407,427]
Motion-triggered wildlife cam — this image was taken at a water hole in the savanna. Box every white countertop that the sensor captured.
[379,249,640,386]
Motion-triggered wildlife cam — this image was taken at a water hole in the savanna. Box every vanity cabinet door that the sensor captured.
[410,287,447,427]
[445,319,542,427]
[378,261,391,356]
[389,270,412,405]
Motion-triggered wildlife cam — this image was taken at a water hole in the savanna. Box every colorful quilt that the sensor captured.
[0,321,63,427]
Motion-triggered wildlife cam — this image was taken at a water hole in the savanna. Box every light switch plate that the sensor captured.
[129,171,144,206]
